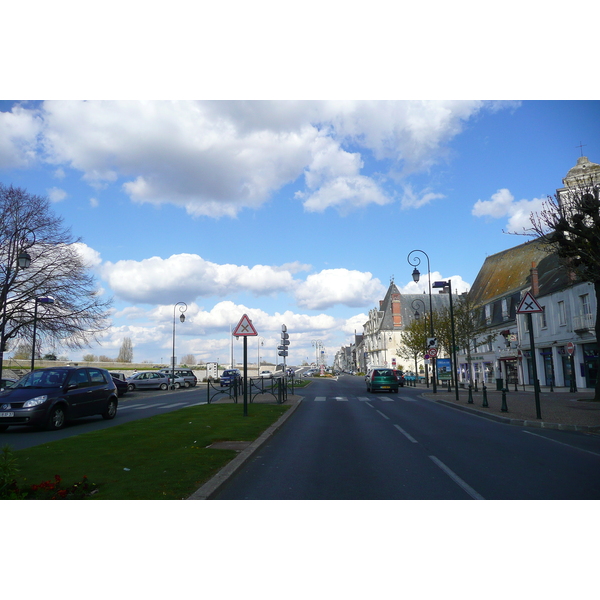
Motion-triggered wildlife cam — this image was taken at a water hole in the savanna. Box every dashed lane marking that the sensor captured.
[394,424,418,443]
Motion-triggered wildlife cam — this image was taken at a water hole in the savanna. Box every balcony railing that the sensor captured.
[573,312,595,332]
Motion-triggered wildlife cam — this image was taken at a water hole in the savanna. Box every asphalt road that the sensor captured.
[214,374,600,499]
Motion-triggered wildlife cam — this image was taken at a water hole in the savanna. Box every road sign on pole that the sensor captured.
[517,291,544,314]
[232,314,258,336]
[429,347,438,358]
[567,342,575,356]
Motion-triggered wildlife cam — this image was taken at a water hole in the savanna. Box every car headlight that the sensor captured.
[23,395,48,408]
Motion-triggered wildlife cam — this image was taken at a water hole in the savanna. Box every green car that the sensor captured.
[366,367,400,393]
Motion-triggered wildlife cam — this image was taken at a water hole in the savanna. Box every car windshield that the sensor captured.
[16,369,68,389]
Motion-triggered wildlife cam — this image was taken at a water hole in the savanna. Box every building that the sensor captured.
[461,155,598,389]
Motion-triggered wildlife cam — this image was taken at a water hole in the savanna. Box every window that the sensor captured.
[88,369,107,384]
[558,301,566,326]
[540,306,547,329]
[502,298,509,320]
[580,293,591,315]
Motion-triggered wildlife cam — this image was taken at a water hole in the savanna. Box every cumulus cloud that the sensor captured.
[472,188,545,232]
[0,103,42,168]
[72,242,102,269]
[101,253,298,304]
[295,269,386,310]
[1,100,517,217]
[397,272,471,295]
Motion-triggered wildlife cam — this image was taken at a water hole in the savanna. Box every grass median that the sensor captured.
[9,403,290,500]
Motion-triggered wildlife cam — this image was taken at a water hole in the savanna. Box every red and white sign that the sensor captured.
[429,347,438,358]
[517,291,544,314]
[232,314,258,337]
[567,342,575,356]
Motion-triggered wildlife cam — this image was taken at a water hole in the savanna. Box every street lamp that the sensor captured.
[433,279,459,403]
[411,298,429,388]
[257,336,264,375]
[311,340,322,368]
[407,250,437,393]
[0,229,35,378]
[172,302,187,388]
[31,296,55,372]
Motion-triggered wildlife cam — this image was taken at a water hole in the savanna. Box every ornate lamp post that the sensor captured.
[411,297,429,388]
[31,296,55,372]
[171,302,187,388]
[407,250,437,393]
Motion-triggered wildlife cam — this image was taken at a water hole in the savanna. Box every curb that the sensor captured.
[431,397,600,433]
[187,397,303,499]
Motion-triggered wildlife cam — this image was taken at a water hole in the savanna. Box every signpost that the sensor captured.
[566,342,577,392]
[232,314,258,416]
[517,291,544,419]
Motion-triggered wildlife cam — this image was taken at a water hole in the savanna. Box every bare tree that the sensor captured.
[181,353,197,365]
[0,184,112,374]
[527,178,600,399]
[117,337,134,363]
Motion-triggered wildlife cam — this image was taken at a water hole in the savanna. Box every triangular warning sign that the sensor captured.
[516,291,544,314]
[232,314,258,336]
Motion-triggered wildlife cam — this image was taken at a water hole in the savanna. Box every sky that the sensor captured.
[2,99,598,367]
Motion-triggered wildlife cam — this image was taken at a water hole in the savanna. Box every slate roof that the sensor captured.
[468,238,571,308]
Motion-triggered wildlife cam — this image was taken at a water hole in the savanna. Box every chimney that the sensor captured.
[530,262,539,296]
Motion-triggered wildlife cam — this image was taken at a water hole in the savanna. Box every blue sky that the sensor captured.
[2,100,598,366]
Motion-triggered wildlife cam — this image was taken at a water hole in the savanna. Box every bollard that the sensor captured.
[514,380,518,392]
[550,379,554,392]
[501,388,508,412]
[448,380,451,393]
[474,380,478,392]
[468,384,473,404]
[482,384,488,407]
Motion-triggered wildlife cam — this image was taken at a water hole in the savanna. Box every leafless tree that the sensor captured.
[0,184,112,373]
[117,337,134,363]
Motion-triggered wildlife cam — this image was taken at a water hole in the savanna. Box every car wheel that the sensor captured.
[47,405,67,430]
[174,382,181,389]
[102,398,118,420]
[127,383,135,391]
[184,381,191,388]
[159,383,168,390]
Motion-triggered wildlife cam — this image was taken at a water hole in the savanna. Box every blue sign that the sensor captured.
[436,358,452,380]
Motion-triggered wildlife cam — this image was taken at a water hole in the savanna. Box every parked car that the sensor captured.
[259,370,274,378]
[393,370,406,387]
[127,371,170,391]
[0,378,17,391]
[365,367,399,393]
[0,366,118,431]
[168,374,188,389]
[110,374,129,397]
[220,369,241,387]
[159,368,197,387]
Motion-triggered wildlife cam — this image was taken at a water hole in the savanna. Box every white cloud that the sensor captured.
[72,242,102,269]
[1,100,516,217]
[400,183,445,209]
[101,253,298,304]
[295,269,386,310]
[397,272,471,295]
[47,187,67,202]
[0,103,41,168]
[472,188,546,232]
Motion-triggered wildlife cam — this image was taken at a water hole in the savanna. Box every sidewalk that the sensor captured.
[419,385,600,432]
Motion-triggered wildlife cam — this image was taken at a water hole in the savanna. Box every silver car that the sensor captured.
[126,371,170,391]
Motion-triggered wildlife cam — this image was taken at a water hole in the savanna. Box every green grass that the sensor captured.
[10,403,289,500]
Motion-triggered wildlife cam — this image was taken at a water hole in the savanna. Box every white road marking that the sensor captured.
[157,402,188,409]
[401,396,417,402]
[380,397,394,402]
[315,396,326,402]
[394,424,418,443]
[523,430,600,458]
[358,397,371,401]
[429,455,485,500]
[118,404,145,410]
[376,410,390,420]
[334,397,348,401]
[133,404,167,410]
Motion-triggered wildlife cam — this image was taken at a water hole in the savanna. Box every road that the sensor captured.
[215,374,600,499]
